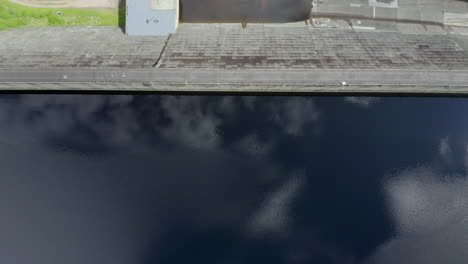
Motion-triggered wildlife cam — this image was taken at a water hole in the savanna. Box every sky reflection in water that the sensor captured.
[1,95,468,264]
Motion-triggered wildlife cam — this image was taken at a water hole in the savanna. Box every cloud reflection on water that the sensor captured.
[367,138,468,264]
[0,95,320,264]
[1,95,468,264]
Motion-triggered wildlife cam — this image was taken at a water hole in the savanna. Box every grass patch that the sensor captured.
[0,0,125,30]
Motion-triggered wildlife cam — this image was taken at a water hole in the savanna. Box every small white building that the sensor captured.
[126,0,179,36]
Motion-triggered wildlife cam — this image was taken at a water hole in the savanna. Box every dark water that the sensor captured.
[180,0,312,22]
[1,95,468,264]
[178,0,451,24]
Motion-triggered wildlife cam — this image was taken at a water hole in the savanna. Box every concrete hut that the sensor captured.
[126,0,179,36]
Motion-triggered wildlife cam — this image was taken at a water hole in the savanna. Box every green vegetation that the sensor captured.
[119,0,125,28]
[0,0,125,30]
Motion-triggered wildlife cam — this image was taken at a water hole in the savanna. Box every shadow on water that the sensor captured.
[118,0,126,33]
[118,0,312,24]
[180,0,312,23]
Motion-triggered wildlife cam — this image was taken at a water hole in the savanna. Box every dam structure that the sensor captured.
[126,0,447,36]
[0,0,468,94]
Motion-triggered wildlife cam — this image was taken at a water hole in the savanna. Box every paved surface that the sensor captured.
[314,0,445,24]
[160,23,468,69]
[1,82,468,95]
[0,21,468,94]
[1,23,467,70]
[2,68,468,88]
[0,27,166,69]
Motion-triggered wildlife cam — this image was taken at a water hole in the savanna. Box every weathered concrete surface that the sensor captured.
[160,23,468,69]
[0,22,468,94]
[1,24,467,70]
[0,27,167,68]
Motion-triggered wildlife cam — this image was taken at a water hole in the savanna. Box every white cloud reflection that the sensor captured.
[365,138,468,264]
[248,174,305,236]
[0,95,320,264]
[160,96,222,150]
[0,95,321,153]
[344,97,380,108]
[439,136,453,164]
[270,98,320,136]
